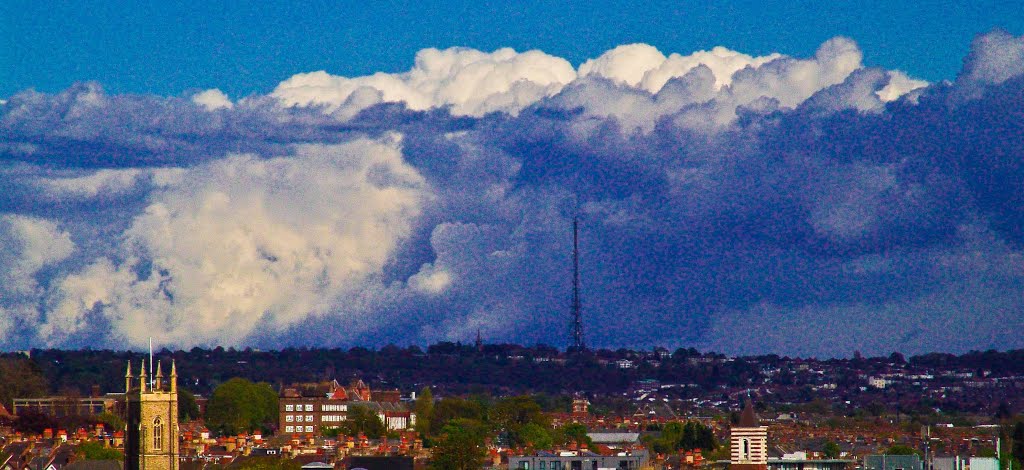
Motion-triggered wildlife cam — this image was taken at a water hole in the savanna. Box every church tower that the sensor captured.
[730,400,768,470]
[125,360,179,470]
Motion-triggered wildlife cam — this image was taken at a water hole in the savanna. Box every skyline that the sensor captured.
[2,5,1024,357]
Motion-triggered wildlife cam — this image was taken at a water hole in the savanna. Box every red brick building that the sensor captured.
[278,380,414,437]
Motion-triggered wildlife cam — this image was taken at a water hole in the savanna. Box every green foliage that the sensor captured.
[76,441,123,460]
[823,440,841,459]
[644,421,717,455]
[430,419,488,470]
[93,412,125,432]
[431,397,485,435]
[205,378,277,436]
[414,387,434,436]
[491,396,550,447]
[0,357,47,408]
[885,445,920,456]
[516,423,553,450]
[229,456,302,469]
[333,404,387,438]
[554,422,592,449]
[532,394,572,413]
[178,388,200,421]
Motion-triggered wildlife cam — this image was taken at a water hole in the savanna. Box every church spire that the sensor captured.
[125,361,133,393]
[170,360,177,394]
[154,361,163,390]
[139,361,147,393]
[739,399,759,427]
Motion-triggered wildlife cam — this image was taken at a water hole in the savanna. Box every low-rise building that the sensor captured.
[864,454,923,470]
[278,379,415,436]
[12,394,122,418]
[509,449,649,470]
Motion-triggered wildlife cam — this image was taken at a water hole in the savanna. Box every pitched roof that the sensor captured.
[739,400,759,427]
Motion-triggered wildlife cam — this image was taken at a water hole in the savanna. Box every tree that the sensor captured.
[76,441,123,460]
[823,441,841,459]
[178,388,200,421]
[336,404,386,438]
[644,421,716,454]
[490,396,551,448]
[555,423,593,449]
[12,410,56,435]
[93,412,125,432]
[0,357,47,407]
[886,445,920,456]
[205,378,278,435]
[414,387,434,436]
[517,423,553,450]
[431,398,485,436]
[430,419,487,470]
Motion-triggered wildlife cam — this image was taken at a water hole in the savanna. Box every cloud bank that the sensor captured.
[1,31,1022,356]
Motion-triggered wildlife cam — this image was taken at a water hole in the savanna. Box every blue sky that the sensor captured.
[2,2,1024,356]
[3,1,1023,98]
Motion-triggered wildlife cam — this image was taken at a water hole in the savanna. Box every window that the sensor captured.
[153,417,163,450]
[305,404,313,411]
[742,439,750,460]
[540,462,546,470]
[286,415,294,422]
[306,415,313,422]
[285,404,294,411]
[304,426,313,433]
[285,426,294,433]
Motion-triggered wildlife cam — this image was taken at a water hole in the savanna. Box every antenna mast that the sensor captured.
[149,337,154,388]
[571,216,585,352]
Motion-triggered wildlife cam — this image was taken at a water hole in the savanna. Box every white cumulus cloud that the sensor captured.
[40,137,429,348]
[191,88,233,110]
[0,215,75,343]
[273,47,576,117]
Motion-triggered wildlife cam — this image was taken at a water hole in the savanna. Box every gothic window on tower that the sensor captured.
[153,417,163,450]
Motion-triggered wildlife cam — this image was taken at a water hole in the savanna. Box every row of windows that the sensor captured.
[321,415,346,422]
[283,403,349,412]
[284,425,314,433]
[284,415,315,422]
[517,462,568,470]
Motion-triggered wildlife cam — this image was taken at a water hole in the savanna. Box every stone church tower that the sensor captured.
[730,400,768,470]
[125,360,179,470]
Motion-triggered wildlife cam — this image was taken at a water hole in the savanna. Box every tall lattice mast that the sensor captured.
[571,216,585,352]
